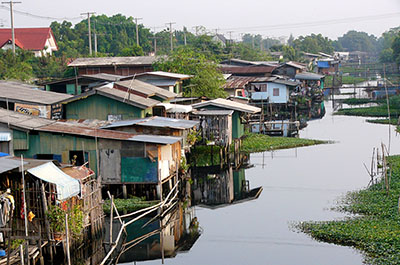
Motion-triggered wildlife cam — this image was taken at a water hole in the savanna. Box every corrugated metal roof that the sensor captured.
[96,85,159,108]
[0,108,56,130]
[192,110,234,116]
[0,156,23,174]
[220,65,276,75]
[295,72,325,81]
[136,71,192,80]
[284,61,307,70]
[115,79,176,100]
[192,98,261,114]
[103,116,199,130]
[224,76,273,89]
[157,103,193,113]
[139,79,177,87]
[0,80,73,105]
[129,135,181,145]
[68,56,162,67]
[28,162,80,201]
[81,73,132,82]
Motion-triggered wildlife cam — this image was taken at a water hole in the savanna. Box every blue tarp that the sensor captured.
[28,162,80,201]
[317,61,330,68]
[0,153,9,158]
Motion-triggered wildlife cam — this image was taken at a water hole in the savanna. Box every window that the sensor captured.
[273,88,280,96]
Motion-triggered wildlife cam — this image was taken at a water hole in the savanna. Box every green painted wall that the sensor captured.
[121,157,158,183]
[13,130,98,174]
[66,84,81,95]
[232,111,244,139]
[233,168,246,200]
[65,94,150,120]
[197,105,244,139]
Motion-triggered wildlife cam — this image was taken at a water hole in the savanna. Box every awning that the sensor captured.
[0,157,22,174]
[28,162,80,201]
[0,132,11,142]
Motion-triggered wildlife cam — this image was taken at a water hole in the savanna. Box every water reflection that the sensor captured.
[113,203,201,264]
[191,166,263,208]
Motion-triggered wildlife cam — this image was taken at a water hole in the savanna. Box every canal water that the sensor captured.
[122,100,400,265]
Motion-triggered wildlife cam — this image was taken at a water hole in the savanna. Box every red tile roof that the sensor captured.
[0,27,56,51]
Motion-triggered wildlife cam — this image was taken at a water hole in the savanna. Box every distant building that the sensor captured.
[135,71,192,94]
[212,34,228,47]
[0,27,58,57]
[273,61,307,79]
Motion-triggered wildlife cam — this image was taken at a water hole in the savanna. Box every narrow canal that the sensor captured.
[124,100,400,265]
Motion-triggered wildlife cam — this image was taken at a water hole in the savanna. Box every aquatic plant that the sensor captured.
[240,132,326,153]
[298,155,400,265]
[103,197,159,214]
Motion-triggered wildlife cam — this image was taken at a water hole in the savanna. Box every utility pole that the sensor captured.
[166,22,176,52]
[152,36,161,55]
[183,27,187,46]
[134,17,142,46]
[2,1,21,55]
[81,12,96,55]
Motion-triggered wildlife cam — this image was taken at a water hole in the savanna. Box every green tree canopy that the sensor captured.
[153,47,227,99]
[336,30,378,53]
[293,34,334,54]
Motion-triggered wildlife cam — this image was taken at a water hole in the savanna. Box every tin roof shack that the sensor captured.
[192,98,261,139]
[0,80,72,119]
[219,65,277,77]
[223,76,258,97]
[295,72,325,89]
[0,156,104,264]
[135,71,192,95]
[42,73,132,95]
[102,116,199,151]
[68,56,159,76]
[272,61,307,79]
[190,110,233,147]
[114,79,177,102]
[154,103,193,120]
[0,109,182,200]
[247,77,299,104]
[60,85,159,121]
[316,59,340,75]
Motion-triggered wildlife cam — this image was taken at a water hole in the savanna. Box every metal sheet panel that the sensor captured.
[121,157,158,183]
[0,157,23,173]
[28,162,80,201]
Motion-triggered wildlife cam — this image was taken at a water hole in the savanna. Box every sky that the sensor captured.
[0,0,399,41]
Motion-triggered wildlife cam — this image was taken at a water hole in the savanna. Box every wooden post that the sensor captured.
[65,214,71,265]
[109,195,114,245]
[20,244,24,265]
[41,184,53,261]
[122,185,127,199]
[21,155,29,265]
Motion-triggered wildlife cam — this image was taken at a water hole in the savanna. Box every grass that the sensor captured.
[335,95,400,118]
[342,98,377,105]
[297,155,400,265]
[240,132,326,153]
[191,145,223,167]
[366,118,398,125]
[103,197,159,214]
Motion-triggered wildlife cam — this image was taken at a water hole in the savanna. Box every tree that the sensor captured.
[153,47,227,98]
[336,30,378,53]
[118,44,144,56]
[391,33,400,64]
[282,45,298,61]
[0,50,34,81]
[293,34,334,54]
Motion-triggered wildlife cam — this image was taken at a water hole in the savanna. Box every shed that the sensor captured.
[0,108,182,196]
[135,71,192,94]
[192,98,260,139]
[247,77,299,104]
[0,80,72,119]
[68,56,161,76]
[114,79,176,102]
[190,110,233,147]
[102,116,199,150]
[60,85,159,121]
[295,72,325,89]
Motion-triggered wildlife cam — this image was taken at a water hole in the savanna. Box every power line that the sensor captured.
[220,12,400,33]
[0,5,82,20]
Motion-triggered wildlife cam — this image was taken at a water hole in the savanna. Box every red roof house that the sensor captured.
[0,27,58,57]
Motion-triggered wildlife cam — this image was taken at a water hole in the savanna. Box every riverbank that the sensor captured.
[241,132,326,153]
[298,155,400,265]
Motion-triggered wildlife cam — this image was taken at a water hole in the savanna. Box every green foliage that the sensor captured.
[103,197,158,214]
[342,98,376,105]
[190,145,223,167]
[0,49,34,81]
[391,32,400,65]
[366,118,398,125]
[118,44,144,56]
[297,155,400,264]
[47,203,84,238]
[282,45,298,61]
[337,30,378,53]
[153,47,227,98]
[230,42,273,61]
[293,34,334,54]
[240,132,326,153]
